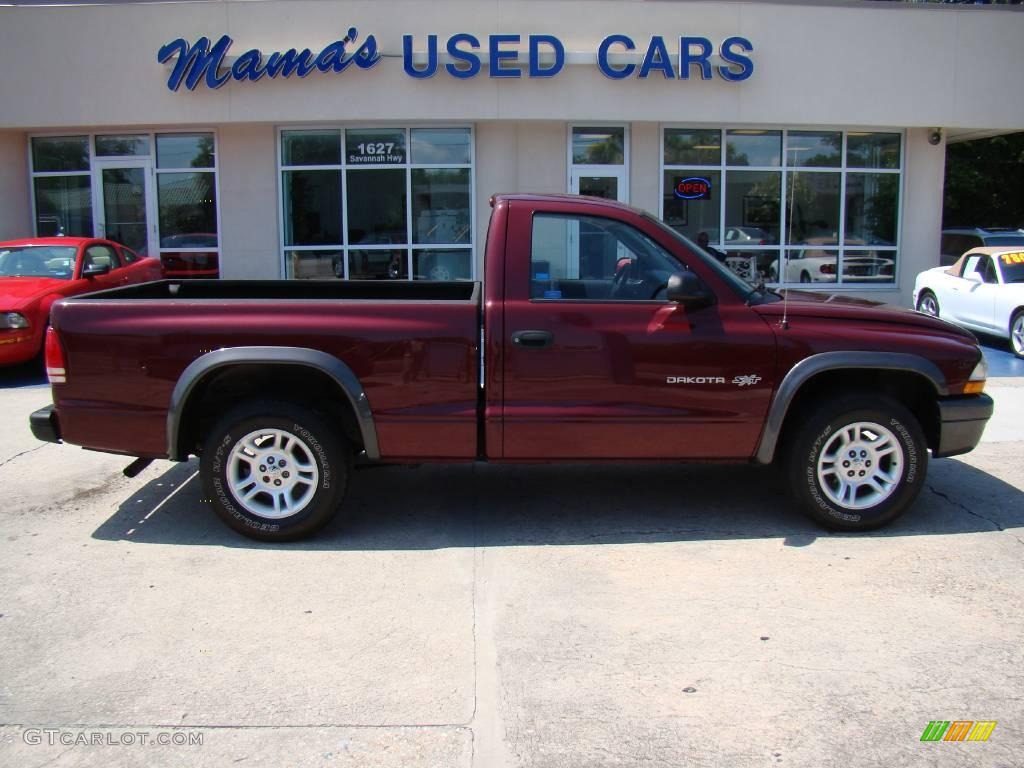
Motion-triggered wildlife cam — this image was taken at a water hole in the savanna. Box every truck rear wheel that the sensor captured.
[787,395,927,531]
[200,400,351,541]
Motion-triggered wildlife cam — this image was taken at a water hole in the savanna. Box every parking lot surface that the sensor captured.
[0,361,1021,767]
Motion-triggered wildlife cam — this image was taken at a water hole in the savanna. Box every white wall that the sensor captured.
[0,1,1022,131]
[216,124,280,279]
[0,131,30,240]
[475,121,566,277]
[897,127,948,306]
[629,122,661,217]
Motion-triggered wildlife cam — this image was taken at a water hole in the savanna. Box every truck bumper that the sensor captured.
[30,405,62,444]
[933,393,993,458]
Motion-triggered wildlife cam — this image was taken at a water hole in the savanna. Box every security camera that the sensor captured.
[928,129,943,146]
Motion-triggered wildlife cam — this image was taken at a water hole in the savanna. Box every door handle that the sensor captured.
[511,330,554,349]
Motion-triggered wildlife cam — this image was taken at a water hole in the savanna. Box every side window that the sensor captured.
[960,254,982,280]
[83,244,119,271]
[530,213,683,300]
[120,246,139,265]
[980,256,998,284]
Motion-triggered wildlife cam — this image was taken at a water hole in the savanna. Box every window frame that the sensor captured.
[276,124,476,281]
[660,126,904,291]
[567,123,630,203]
[27,129,222,268]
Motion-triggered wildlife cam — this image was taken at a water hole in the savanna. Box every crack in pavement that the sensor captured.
[928,484,1024,547]
[0,443,49,470]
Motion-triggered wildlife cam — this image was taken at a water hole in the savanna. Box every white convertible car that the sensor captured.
[913,247,1024,358]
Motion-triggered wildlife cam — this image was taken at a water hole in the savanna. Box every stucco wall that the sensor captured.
[0,1,1022,130]
[216,124,280,279]
[474,121,566,277]
[0,132,30,240]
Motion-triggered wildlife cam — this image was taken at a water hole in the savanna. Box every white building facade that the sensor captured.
[1,0,1023,305]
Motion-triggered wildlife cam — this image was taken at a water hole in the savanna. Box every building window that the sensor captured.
[30,136,93,237]
[279,127,474,280]
[569,125,628,202]
[155,133,220,276]
[661,128,901,287]
[30,132,221,276]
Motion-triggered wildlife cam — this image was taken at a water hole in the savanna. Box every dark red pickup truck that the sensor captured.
[31,194,993,540]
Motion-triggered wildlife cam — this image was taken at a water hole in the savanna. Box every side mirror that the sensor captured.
[964,271,983,285]
[666,270,715,309]
[81,261,111,278]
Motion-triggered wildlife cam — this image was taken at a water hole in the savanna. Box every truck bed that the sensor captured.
[49,280,482,461]
[83,279,479,302]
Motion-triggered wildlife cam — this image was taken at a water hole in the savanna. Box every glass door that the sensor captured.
[568,169,629,278]
[93,158,157,256]
[569,168,628,202]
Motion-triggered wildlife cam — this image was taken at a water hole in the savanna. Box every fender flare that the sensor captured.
[754,351,948,465]
[167,346,380,461]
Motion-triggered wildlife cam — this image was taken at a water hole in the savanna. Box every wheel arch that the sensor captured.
[755,352,947,465]
[168,347,379,461]
[1011,306,1024,355]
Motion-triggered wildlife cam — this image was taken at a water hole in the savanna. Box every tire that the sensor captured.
[1010,309,1024,359]
[787,395,928,531]
[916,290,940,317]
[200,400,352,541]
[800,271,811,284]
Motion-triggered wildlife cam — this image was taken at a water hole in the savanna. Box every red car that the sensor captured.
[0,237,162,366]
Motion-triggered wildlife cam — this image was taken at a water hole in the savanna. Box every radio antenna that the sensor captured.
[780,166,799,331]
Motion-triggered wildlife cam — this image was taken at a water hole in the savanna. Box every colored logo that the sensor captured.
[673,177,712,200]
[920,721,997,742]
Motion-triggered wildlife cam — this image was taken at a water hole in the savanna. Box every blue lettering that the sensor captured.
[231,48,266,82]
[489,34,521,78]
[352,33,380,70]
[161,29,380,91]
[718,36,754,81]
[158,36,232,91]
[404,34,438,78]
[315,40,347,73]
[679,37,713,80]
[529,34,563,77]
[639,36,674,79]
[446,33,481,78]
[264,48,316,78]
[597,34,636,79]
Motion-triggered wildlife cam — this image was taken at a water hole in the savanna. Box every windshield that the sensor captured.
[0,246,77,280]
[986,235,1024,247]
[642,213,781,303]
[997,252,1024,283]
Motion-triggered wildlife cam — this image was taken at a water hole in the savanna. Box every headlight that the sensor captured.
[963,357,987,394]
[0,312,29,330]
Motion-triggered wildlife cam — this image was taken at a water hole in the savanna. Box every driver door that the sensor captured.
[502,207,777,460]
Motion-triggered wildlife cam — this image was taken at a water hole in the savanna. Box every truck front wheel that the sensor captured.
[787,395,928,531]
[200,400,351,541]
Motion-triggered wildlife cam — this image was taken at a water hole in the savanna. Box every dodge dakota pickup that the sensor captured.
[30,194,993,541]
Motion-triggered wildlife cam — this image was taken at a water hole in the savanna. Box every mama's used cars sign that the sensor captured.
[158,28,754,91]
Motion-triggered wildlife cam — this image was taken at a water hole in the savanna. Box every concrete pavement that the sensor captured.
[0,371,1021,767]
